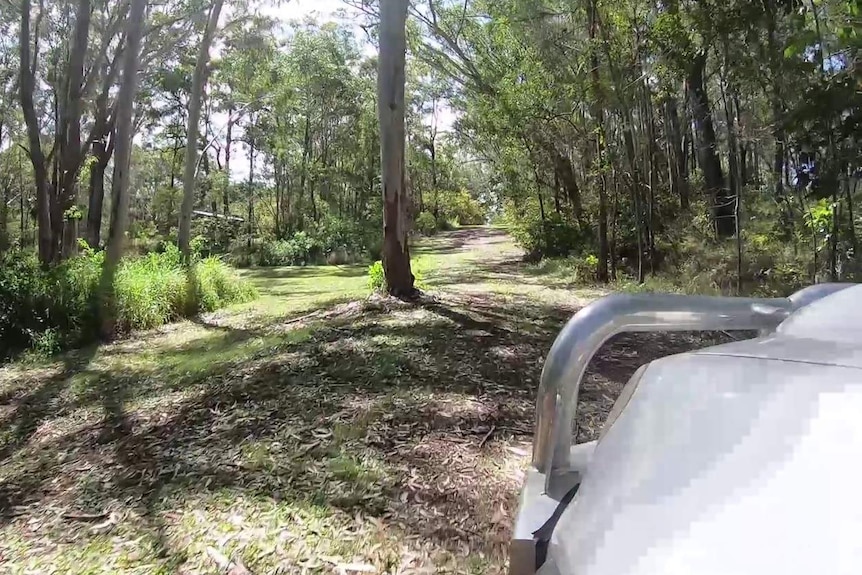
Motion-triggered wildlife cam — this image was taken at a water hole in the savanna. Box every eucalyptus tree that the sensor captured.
[378,0,414,296]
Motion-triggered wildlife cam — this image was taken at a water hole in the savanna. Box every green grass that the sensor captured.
[235,263,368,322]
[0,227,645,575]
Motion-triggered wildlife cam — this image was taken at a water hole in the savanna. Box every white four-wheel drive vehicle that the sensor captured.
[511,283,861,575]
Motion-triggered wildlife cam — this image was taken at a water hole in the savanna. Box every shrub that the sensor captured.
[525,253,601,284]
[0,252,53,355]
[511,213,591,261]
[258,239,294,267]
[258,232,319,266]
[226,237,258,267]
[415,211,437,236]
[365,234,383,261]
[367,260,385,292]
[225,217,382,268]
[51,246,104,336]
[245,219,384,268]
[437,190,485,225]
[113,247,255,331]
[314,218,366,258]
[191,216,241,256]
[326,246,350,265]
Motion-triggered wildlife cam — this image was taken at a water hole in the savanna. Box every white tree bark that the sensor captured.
[178,0,225,261]
[100,0,148,336]
[378,0,414,296]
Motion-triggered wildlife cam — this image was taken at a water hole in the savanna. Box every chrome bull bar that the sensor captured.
[533,283,851,489]
[511,283,851,575]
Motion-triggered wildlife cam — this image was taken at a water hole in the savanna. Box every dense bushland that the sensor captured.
[509,188,841,297]
[416,0,861,293]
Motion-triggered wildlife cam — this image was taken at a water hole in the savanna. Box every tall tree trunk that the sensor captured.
[56,0,91,261]
[720,49,740,220]
[224,108,234,215]
[830,190,839,281]
[720,57,742,303]
[298,114,310,230]
[736,178,743,293]
[309,175,318,222]
[642,83,658,275]
[735,95,748,185]
[0,123,6,252]
[274,158,281,239]
[596,11,645,280]
[378,0,414,297]
[285,170,293,234]
[552,152,585,227]
[688,52,734,237]
[845,171,858,271]
[178,0,224,261]
[536,176,546,221]
[19,153,26,247]
[86,141,110,248]
[664,96,689,210]
[247,139,254,248]
[610,164,619,281]
[19,0,52,266]
[589,0,609,282]
[0,184,8,253]
[428,104,437,216]
[100,0,147,337]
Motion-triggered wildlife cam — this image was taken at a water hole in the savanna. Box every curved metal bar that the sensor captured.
[532,293,792,477]
[532,284,854,487]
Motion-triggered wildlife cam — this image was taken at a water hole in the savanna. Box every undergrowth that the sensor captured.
[0,245,256,360]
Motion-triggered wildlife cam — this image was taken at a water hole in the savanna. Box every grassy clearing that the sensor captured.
[0,228,732,574]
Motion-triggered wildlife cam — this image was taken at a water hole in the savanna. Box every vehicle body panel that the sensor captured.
[531,284,862,575]
[542,355,862,574]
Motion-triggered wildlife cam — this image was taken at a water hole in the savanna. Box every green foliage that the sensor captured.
[232,218,382,268]
[257,232,317,266]
[526,253,600,283]
[63,205,84,221]
[415,211,438,235]
[367,260,385,292]
[191,217,241,257]
[510,213,591,261]
[31,328,62,357]
[0,251,105,359]
[437,190,485,226]
[0,247,256,360]
[0,253,61,358]
[312,218,378,261]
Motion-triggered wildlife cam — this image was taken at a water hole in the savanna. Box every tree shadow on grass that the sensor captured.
[0,346,98,465]
[0,293,742,572]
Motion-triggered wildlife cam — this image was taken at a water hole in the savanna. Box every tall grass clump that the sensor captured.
[0,245,256,360]
[190,256,257,313]
[113,248,187,332]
